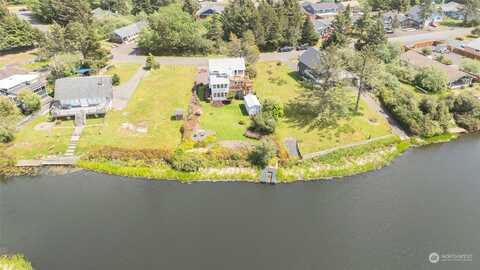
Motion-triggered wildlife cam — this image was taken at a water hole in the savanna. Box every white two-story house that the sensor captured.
[208,58,246,102]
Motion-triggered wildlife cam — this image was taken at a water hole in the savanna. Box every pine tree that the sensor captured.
[300,16,319,45]
[322,7,352,49]
[206,14,224,50]
[182,0,200,17]
[280,0,303,46]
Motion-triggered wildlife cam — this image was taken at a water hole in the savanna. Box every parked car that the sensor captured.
[385,27,394,34]
[278,46,294,52]
[296,44,309,51]
[433,45,449,54]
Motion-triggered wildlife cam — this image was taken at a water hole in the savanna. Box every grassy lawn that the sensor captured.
[105,63,141,86]
[255,62,392,154]
[0,50,37,67]
[439,18,464,27]
[77,65,195,153]
[21,59,49,71]
[199,100,252,141]
[5,116,74,160]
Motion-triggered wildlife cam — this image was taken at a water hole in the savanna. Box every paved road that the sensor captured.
[388,27,473,45]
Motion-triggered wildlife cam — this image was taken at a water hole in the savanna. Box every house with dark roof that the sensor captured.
[298,47,357,84]
[440,1,465,20]
[402,5,443,29]
[302,2,342,18]
[401,50,473,89]
[196,3,225,18]
[51,76,113,118]
[111,21,147,43]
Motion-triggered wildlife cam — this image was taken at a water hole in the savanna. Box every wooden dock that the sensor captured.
[16,156,79,167]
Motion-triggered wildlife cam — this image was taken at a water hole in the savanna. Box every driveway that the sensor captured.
[112,67,148,110]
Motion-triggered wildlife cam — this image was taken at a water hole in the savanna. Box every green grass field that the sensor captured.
[199,100,252,141]
[255,62,392,154]
[77,65,195,153]
[105,63,142,86]
[5,116,74,160]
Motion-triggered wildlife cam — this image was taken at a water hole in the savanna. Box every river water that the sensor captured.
[1,135,480,269]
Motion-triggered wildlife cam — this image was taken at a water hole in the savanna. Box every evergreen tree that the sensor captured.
[182,0,200,17]
[100,0,132,15]
[206,14,224,51]
[322,7,352,49]
[300,16,319,45]
[355,12,386,52]
[222,0,259,40]
[0,9,40,51]
[131,0,174,14]
[280,0,303,46]
[0,0,8,18]
[463,0,480,25]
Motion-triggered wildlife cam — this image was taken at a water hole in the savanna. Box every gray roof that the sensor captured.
[113,21,146,39]
[299,47,325,71]
[92,8,114,18]
[196,3,225,16]
[441,1,464,12]
[303,2,340,14]
[54,76,113,101]
[313,19,331,32]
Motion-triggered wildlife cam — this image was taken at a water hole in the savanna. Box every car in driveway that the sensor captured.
[278,46,294,53]
[296,44,309,51]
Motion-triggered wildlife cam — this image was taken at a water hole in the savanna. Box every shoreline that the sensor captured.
[2,133,460,182]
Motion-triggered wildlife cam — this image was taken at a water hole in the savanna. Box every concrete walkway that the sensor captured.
[361,93,409,140]
[112,67,148,110]
[302,135,396,160]
[65,126,84,157]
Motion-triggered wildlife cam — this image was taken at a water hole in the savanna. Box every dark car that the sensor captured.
[296,44,309,51]
[278,46,294,52]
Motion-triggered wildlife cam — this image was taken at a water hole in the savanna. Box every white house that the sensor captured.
[0,73,47,98]
[243,94,261,116]
[208,58,246,102]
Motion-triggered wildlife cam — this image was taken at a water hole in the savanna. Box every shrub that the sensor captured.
[262,99,284,120]
[446,93,480,132]
[85,146,173,164]
[145,53,159,70]
[112,74,120,86]
[17,90,41,114]
[0,254,33,270]
[171,151,206,172]
[0,126,14,143]
[421,47,432,56]
[250,111,276,134]
[461,59,480,75]
[249,138,278,167]
[435,55,452,65]
[414,66,448,93]
[387,63,417,83]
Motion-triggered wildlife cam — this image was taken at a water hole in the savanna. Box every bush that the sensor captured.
[171,151,206,172]
[145,54,160,70]
[262,99,284,120]
[421,47,432,56]
[387,63,417,83]
[250,111,277,134]
[414,67,448,93]
[17,90,41,114]
[461,59,480,75]
[0,126,14,143]
[435,55,452,65]
[249,138,278,167]
[446,93,480,132]
[112,74,120,86]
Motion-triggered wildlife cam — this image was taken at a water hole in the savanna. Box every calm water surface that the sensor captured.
[1,135,480,269]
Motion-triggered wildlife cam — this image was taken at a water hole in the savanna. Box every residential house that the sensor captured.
[243,94,261,116]
[440,1,465,20]
[298,47,357,84]
[339,0,361,13]
[196,2,225,18]
[313,19,332,37]
[111,21,147,43]
[51,76,113,118]
[302,2,342,19]
[92,7,114,18]
[402,5,443,29]
[401,50,473,89]
[208,58,247,102]
[0,73,47,99]
[384,12,406,32]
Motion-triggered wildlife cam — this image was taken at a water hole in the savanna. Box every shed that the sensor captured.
[243,94,261,116]
[174,108,184,120]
